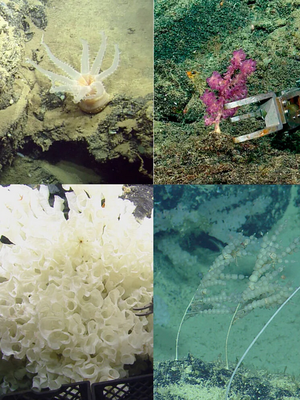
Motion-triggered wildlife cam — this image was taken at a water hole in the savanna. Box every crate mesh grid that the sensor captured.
[0,382,91,400]
[0,375,153,400]
[92,374,153,400]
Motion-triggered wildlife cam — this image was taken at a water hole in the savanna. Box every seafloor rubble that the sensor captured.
[155,356,300,400]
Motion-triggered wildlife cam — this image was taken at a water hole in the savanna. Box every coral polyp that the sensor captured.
[27,32,120,114]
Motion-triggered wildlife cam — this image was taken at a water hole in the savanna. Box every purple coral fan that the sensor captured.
[200,49,256,134]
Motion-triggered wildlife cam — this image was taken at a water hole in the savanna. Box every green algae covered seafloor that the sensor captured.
[0,0,153,184]
[154,0,300,184]
[154,356,300,400]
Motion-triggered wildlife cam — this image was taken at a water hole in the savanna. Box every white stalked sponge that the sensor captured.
[0,185,153,393]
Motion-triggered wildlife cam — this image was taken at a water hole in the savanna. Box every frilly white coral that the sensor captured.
[0,185,152,392]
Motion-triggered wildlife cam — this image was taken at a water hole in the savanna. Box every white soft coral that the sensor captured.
[27,32,120,113]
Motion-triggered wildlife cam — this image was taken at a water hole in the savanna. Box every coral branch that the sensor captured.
[200,49,256,133]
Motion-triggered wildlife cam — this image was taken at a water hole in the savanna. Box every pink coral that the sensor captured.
[200,49,256,134]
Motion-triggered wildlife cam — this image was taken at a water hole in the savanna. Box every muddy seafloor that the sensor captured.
[0,0,153,183]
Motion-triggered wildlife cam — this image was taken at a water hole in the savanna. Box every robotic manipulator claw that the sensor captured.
[224,88,300,143]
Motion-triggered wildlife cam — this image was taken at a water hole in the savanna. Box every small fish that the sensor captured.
[186,70,198,80]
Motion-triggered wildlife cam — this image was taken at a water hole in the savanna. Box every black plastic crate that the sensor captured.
[0,374,153,400]
[91,374,153,400]
[0,382,91,400]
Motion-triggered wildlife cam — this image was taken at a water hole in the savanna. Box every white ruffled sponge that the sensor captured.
[0,185,153,392]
